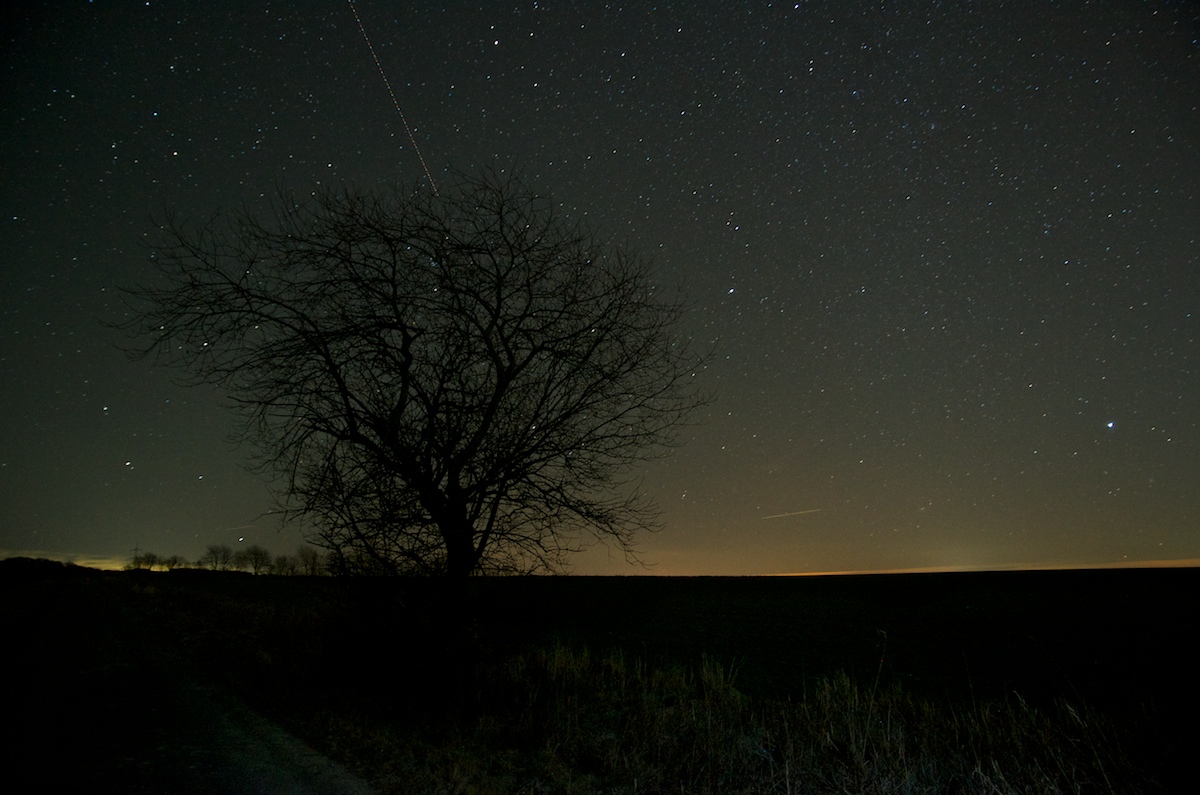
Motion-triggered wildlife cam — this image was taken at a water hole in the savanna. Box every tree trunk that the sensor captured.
[443,521,479,577]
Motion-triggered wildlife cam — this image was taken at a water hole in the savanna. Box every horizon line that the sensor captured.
[766,558,1200,576]
[4,548,1200,576]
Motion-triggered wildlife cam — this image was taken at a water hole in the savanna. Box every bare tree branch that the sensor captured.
[119,166,710,576]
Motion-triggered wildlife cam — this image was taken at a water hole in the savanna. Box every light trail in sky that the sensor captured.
[762,509,822,520]
[346,0,439,194]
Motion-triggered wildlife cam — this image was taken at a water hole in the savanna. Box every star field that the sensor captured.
[2,1,1198,574]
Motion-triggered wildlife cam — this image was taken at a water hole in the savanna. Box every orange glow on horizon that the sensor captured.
[0,549,129,571]
[767,558,1200,576]
[5,549,1199,578]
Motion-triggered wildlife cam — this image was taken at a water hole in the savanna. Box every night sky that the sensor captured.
[3,1,1198,575]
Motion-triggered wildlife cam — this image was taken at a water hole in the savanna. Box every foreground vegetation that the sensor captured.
[116,568,1165,793]
[4,559,1183,793]
[303,642,1149,794]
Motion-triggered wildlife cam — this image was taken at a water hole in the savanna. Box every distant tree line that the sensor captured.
[125,544,329,575]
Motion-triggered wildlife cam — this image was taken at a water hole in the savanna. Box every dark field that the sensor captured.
[4,559,1195,792]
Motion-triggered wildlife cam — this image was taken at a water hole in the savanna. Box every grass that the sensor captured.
[4,561,1181,793]
[141,573,1187,792]
[292,641,1151,794]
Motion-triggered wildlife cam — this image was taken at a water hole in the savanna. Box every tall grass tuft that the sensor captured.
[346,641,1153,794]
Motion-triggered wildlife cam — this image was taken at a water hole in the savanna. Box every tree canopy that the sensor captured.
[124,168,707,576]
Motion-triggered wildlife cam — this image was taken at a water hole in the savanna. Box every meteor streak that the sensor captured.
[762,509,822,520]
[347,0,439,194]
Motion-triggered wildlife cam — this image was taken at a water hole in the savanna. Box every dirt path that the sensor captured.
[111,676,378,795]
[5,560,377,794]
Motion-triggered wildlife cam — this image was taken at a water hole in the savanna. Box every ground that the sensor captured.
[4,558,1195,792]
[5,559,375,794]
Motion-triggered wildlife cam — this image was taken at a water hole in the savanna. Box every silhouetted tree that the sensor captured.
[202,544,234,571]
[126,550,158,570]
[295,545,325,576]
[123,167,707,576]
[237,544,272,575]
[160,554,188,570]
[272,554,298,576]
